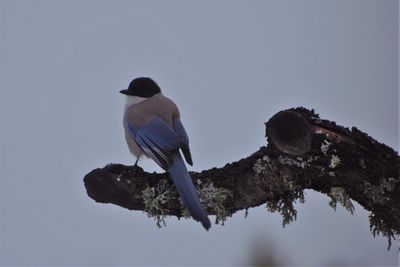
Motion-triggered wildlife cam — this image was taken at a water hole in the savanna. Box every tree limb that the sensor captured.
[84,107,399,248]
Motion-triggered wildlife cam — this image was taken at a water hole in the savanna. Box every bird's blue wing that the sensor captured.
[129,116,209,229]
[128,116,182,170]
[173,118,193,165]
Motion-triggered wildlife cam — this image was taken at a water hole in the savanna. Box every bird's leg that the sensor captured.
[126,158,140,194]
[132,157,140,177]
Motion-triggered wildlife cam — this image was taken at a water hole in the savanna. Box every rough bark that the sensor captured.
[84,107,399,248]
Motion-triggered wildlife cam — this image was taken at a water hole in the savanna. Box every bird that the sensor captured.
[120,77,211,230]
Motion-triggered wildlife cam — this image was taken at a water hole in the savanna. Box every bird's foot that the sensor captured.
[132,164,140,177]
[131,158,141,177]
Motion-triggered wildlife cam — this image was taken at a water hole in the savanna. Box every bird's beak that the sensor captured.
[119,89,129,95]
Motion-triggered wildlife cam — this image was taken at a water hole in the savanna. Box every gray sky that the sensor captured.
[1,0,398,265]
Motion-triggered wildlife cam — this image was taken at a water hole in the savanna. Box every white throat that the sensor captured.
[124,95,147,110]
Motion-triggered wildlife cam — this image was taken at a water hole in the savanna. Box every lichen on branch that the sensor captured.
[84,107,399,249]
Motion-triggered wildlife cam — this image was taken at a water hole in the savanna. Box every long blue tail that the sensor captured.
[168,152,211,230]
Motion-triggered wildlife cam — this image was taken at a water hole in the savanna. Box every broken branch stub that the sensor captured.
[265,110,311,155]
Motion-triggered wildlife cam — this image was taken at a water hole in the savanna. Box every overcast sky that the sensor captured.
[1,0,399,266]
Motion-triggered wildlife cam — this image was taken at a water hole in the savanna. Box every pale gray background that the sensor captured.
[0,0,399,266]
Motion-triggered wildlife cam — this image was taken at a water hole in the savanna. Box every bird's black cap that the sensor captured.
[120,77,161,98]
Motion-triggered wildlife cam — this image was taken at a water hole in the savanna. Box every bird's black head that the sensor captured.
[119,77,161,98]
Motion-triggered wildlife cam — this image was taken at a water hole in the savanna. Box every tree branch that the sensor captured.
[84,107,399,247]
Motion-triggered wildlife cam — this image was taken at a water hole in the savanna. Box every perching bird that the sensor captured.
[120,77,211,230]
